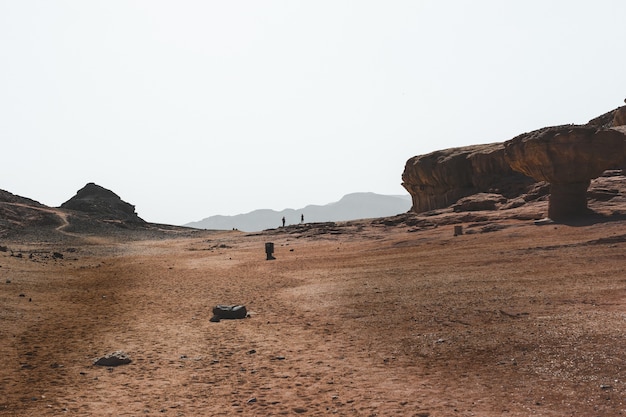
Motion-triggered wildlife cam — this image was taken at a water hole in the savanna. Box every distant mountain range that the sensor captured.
[185,192,412,232]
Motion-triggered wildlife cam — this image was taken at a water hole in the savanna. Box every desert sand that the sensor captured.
[1,208,626,416]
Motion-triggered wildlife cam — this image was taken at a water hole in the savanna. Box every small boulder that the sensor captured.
[210,305,248,322]
[93,351,132,367]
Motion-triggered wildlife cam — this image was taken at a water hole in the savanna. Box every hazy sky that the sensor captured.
[2,1,625,225]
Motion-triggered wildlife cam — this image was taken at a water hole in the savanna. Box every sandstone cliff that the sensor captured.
[402,105,626,219]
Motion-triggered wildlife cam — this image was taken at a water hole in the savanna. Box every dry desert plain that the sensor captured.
[1,207,626,416]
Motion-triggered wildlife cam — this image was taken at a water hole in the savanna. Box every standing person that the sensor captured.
[282,216,285,227]
[301,214,304,224]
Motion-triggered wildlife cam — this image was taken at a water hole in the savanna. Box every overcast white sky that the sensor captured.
[1,1,625,225]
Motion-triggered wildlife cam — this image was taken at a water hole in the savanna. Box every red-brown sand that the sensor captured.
[1,214,625,416]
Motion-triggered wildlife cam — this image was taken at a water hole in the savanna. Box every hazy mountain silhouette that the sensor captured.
[185,192,412,232]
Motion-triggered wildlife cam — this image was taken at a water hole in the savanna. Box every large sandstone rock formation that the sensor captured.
[504,125,626,220]
[61,183,145,224]
[401,143,535,213]
[403,105,626,219]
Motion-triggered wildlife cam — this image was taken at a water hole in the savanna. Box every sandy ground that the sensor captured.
[1,216,626,416]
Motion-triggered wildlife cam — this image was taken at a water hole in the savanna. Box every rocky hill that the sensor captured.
[0,183,197,242]
[60,182,145,224]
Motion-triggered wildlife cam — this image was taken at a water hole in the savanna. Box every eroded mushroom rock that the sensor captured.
[61,183,145,223]
[504,125,626,220]
[401,143,534,213]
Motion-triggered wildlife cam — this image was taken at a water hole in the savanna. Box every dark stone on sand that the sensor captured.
[211,305,247,320]
[93,351,132,367]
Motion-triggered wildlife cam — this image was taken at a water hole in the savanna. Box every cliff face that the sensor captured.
[401,143,534,213]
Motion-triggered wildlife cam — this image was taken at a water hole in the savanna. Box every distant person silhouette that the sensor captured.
[282,216,285,227]
[301,214,304,223]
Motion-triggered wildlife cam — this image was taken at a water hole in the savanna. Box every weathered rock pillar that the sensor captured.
[548,181,590,219]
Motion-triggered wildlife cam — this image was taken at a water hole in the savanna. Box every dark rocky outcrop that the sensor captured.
[61,183,145,224]
[401,143,535,213]
[1,184,211,241]
[504,125,626,220]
